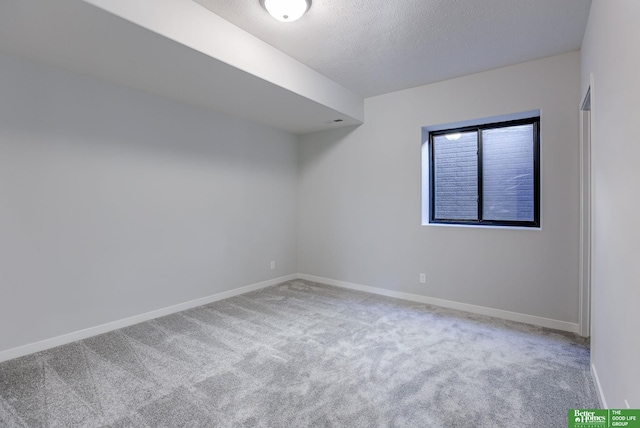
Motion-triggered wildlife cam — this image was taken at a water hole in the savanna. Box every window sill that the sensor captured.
[422,222,542,231]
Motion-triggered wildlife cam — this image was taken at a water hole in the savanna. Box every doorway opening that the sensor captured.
[579,87,592,337]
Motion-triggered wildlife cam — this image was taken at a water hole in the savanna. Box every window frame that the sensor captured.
[428,117,540,228]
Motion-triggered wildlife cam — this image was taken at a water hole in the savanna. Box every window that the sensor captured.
[426,117,540,228]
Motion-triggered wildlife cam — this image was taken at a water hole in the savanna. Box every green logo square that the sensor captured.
[569,409,608,428]
[569,409,640,428]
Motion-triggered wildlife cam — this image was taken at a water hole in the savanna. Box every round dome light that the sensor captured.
[262,0,311,23]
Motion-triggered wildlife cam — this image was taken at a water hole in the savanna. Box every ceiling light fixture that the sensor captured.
[445,132,462,141]
[261,0,311,23]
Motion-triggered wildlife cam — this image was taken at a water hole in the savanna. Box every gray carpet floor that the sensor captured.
[0,279,599,427]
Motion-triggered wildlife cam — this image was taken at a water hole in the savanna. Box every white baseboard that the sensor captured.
[298,274,580,334]
[0,273,581,363]
[0,274,297,363]
[591,363,608,408]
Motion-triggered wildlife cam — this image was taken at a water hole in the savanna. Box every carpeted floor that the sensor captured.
[0,279,599,427]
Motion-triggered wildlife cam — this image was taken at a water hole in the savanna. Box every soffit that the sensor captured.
[0,0,363,135]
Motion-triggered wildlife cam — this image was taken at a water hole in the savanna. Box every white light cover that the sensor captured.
[264,0,309,22]
[445,132,462,141]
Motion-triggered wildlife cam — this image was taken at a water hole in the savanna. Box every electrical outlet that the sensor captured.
[270,261,276,270]
[419,273,426,284]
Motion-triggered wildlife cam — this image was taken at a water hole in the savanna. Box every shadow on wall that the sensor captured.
[0,53,295,169]
[298,125,361,170]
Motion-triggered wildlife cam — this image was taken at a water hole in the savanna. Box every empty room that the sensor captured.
[0,0,638,427]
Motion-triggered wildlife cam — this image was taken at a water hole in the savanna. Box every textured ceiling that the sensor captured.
[194,0,592,97]
[0,0,593,134]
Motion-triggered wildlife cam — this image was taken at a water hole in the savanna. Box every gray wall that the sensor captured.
[581,0,640,408]
[298,52,581,324]
[0,53,298,353]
